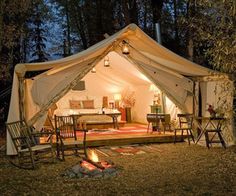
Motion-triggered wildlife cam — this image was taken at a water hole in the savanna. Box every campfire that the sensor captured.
[62,149,118,179]
[81,149,114,171]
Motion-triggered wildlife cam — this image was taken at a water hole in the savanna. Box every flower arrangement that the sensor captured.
[207,104,216,117]
[120,89,136,108]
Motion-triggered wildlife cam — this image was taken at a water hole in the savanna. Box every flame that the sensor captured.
[89,149,99,162]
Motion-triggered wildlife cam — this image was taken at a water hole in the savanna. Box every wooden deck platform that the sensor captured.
[85,132,185,147]
[44,123,187,147]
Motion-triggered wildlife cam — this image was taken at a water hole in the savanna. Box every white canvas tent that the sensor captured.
[7,23,235,155]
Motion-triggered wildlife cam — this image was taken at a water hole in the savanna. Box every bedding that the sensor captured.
[54,108,121,122]
[54,98,121,123]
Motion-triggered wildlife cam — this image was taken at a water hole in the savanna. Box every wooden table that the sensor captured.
[194,116,226,148]
[71,113,121,129]
[146,113,171,133]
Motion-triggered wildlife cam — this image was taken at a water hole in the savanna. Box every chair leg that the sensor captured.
[29,153,36,169]
[59,144,65,161]
[147,123,150,133]
[56,142,60,158]
[186,130,190,145]
[181,130,184,142]
[217,131,226,149]
[204,131,210,149]
[190,130,195,143]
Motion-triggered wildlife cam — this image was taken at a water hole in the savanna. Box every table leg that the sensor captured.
[204,131,210,148]
[112,116,119,129]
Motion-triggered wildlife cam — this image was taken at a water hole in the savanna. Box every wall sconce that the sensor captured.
[91,67,96,73]
[122,40,130,55]
[104,56,110,67]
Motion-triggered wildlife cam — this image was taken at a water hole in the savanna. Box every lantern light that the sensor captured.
[104,56,110,67]
[122,40,130,55]
[91,67,96,73]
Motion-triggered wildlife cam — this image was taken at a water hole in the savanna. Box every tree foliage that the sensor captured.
[182,0,236,73]
[29,0,49,62]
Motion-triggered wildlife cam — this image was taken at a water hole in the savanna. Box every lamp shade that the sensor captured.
[114,93,121,100]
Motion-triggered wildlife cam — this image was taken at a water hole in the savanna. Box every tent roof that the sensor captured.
[15,23,218,78]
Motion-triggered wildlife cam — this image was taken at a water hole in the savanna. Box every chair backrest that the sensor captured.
[54,115,76,140]
[177,114,193,129]
[6,120,35,152]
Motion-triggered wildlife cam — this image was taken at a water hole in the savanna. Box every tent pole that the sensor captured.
[193,81,196,116]
[154,23,166,114]
[19,76,25,121]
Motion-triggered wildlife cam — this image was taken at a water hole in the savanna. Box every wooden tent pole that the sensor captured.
[19,76,25,121]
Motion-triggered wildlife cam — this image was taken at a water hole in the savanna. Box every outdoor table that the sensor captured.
[194,116,226,148]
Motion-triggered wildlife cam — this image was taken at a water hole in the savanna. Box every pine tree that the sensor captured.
[30,1,49,62]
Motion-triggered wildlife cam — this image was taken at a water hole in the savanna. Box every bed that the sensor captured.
[53,99,123,129]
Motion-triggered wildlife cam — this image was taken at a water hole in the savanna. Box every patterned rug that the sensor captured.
[86,125,148,136]
[93,144,163,157]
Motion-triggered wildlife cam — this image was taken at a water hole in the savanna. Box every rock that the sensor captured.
[71,164,82,174]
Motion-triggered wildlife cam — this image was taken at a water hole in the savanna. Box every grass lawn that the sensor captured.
[0,139,236,195]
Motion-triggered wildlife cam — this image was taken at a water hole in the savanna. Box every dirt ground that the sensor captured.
[0,139,236,196]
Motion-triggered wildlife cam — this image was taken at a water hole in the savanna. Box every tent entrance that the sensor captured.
[45,51,180,129]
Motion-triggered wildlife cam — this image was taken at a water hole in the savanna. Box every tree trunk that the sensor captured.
[143,0,147,32]
[74,2,88,49]
[129,0,138,25]
[122,0,131,25]
[65,0,71,56]
[186,0,195,61]
[173,0,179,44]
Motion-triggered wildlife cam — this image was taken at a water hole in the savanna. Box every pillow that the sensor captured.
[69,100,82,109]
[82,100,94,109]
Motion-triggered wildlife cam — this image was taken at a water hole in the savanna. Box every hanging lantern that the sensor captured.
[104,56,110,67]
[91,67,96,73]
[122,40,130,55]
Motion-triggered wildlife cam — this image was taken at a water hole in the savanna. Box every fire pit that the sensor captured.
[61,149,119,179]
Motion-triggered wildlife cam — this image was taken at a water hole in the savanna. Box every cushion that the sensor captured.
[69,100,82,109]
[82,100,94,109]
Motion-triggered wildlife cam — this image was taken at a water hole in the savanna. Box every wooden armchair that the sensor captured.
[174,114,195,145]
[54,115,87,160]
[6,120,55,169]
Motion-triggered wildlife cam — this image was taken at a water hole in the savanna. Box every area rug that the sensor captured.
[85,125,148,136]
[94,144,163,157]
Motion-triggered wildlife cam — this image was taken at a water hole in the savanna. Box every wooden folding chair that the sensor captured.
[174,114,195,145]
[54,115,87,160]
[6,120,55,169]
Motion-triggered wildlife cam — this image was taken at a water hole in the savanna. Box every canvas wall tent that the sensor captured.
[7,23,235,155]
